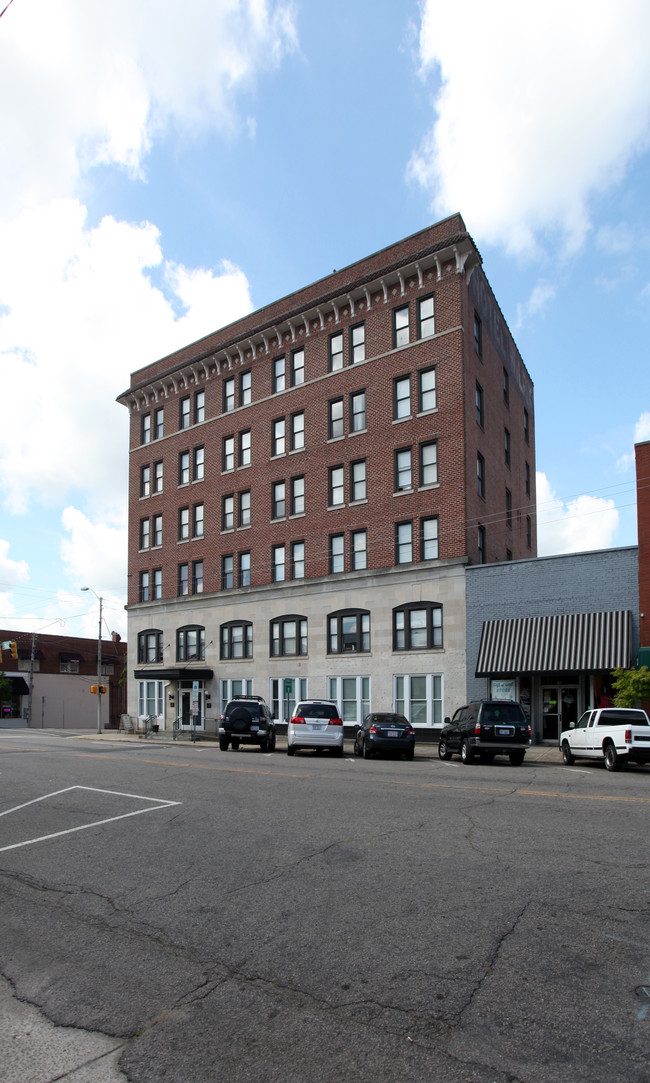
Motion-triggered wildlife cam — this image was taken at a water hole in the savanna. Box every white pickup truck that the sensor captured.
[560,707,650,771]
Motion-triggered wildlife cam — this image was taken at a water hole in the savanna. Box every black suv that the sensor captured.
[219,696,276,752]
[438,700,531,766]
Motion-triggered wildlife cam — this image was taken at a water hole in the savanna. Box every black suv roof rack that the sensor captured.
[231,694,266,702]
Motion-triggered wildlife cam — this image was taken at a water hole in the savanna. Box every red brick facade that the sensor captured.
[119,214,536,609]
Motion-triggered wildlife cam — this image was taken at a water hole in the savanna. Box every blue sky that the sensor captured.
[1,0,649,641]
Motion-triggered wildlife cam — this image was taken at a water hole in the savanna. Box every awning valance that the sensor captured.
[133,668,214,681]
[476,611,632,677]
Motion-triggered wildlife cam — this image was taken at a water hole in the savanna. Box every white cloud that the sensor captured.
[0,0,297,213]
[0,539,30,624]
[635,412,650,443]
[515,281,556,328]
[536,472,619,556]
[411,1,650,255]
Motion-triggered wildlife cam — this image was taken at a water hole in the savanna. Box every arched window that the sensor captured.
[176,625,205,662]
[327,609,370,654]
[393,603,443,651]
[137,629,163,664]
[270,615,307,657]
[220,621,253,660]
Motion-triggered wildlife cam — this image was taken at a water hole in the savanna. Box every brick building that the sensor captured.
[636,439,650,662]
[0,630,127,729]
[118,214,536,735]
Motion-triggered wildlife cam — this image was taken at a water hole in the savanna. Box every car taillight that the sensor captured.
[368,724,378,734]
[625,728,632,744]
[407,727,415,736]
[328,717,343,726]
[474,722,481,735]
[293,716,306,724]
[527,725,532,737]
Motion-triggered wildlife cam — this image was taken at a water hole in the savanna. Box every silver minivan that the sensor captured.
[287,700,344,756]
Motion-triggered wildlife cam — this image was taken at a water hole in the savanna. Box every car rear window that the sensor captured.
[228,703,262,719]
[374,715,408,726]
[597,710,649,726]
[296,703,338,719]
[480,704,526,724]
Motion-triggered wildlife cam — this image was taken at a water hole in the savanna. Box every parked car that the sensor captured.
[438,700,531,765]
[560,706,650,770]
[219,696,276,752]
[354,713,415,759]
[287,701,344,756]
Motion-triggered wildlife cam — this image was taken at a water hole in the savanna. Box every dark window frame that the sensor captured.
[393,602,443,651]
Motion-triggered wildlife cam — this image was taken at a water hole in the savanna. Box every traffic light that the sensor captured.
[10,641,18,660]
[99,684,107,695]
[90,685,108,695]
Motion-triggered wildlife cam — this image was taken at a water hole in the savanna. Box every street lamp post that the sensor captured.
[81,587,103,733]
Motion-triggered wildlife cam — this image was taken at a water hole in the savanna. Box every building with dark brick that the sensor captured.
[0,630,127,729]
[636,439,650,662]
[118,214,536,735]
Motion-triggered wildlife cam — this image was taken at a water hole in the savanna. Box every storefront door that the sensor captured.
[542,685,579,741]
[178,682,204,731]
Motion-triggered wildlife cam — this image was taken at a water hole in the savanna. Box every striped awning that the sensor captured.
[475,611,632,676]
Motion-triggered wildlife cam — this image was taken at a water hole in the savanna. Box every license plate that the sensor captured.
[309,724,325,731]
[387,730,398,737]
[496,727,513,736]
[250,725,258,732]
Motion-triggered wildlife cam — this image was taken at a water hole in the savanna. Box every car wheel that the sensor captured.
[231,737,240,751]
[363,741,372,759]
[460,738,474,764]
[334,746,344,758]
[405,749,414,761]
[561,741,575,766]
[259,738,269,753]
[438,737,452,761]
[287,745,296,756]
[509,750,525,766]
[604,742,619,771]
[354,741,361,757]
[219,736,229,751]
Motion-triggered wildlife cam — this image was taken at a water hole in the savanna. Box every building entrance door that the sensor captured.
[178,681,204,731]
[541,685,579,742]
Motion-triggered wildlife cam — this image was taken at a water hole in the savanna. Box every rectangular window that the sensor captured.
[273,356,285,393]
[179,450,190,486]
[478,524,486,564]
[138,679,164,719]
[350,459,366,502]
[421,516,439,560]
[272,480,286,519]
[477,453,485,498]
[193,446,204,481]
[351,529,367,570]
[394,375,410,419]
[222,494,234,531]
[179,396,190,429]
[223,377,235,413]
[329,331,343,372]
[396,521,413,564]
[272,545,285,582]
[291,348,305,386]
[351,323,365,363]
[178,563,189,596]
[139,570,150,602]
[524,408,530,444]
[192,503,204,538]
[239,550,251,587]
[350,390,366,432]
[525,461,531,495]
[418,294,435,338]
[239,489,251,527]
[178,506,189,541]
[291,475,305,516]
[152,568,162,599]
[154,407,164,439]
[329,398,344,439]
[503,367,510,406]
[140,464,151,498]
[141,413,151,444]
[476,382,484,426]
[194,390,205,424]
[393,304,409,347]
[223,435,235,472]
[506,487,512,528]
[327,675,370,726]
[420,440,438,486]
[193,560,204,594]
[240,370,251,406]
[222,554,234,590]
[291,411,305,451]
[395,447,412,491]
[393,673,443,728]
[239,429,251,467]
[153,515,162,547]
[526,515,532,548]
[291,540,305,580]
[153,460,163,493]
[418,366,436,412]
[272,418,285,457]
[505,427,511,466]
[329,465,344,507]
[474,311,482,356]
[330,533,344,573]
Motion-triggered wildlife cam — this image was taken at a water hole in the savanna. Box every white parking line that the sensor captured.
[0,785,181,853]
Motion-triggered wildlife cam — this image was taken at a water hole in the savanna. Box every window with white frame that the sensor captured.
[291,348,305,386]
[222,494,234,531]
[291,540,305,580]
[180,396,191,429]
[272,544,285,582]
[271,676,308,723]
[223,435,235,472]
[239,429,251,467]
[152,568,162,598]
[419,440,438,486]
[153,460,163,492]
[138,679,164,719]
[350,459,366,501]
[420,516,439,560]
[239,489,251,527]
[395,448,412,491]
[329,533,344,573]
[178,563,189,596]
[350,323,365,363]
[139,571,150,601]
[394,673,443,727]
[394,375,410,419]
[141,412,151,444]
[272,480,286,519]
[272,418,285,457]
[351,529,367,570]
[395,520,413,563]
[329,465,344,507]
[240,370,251,406]
[239,550,251,586]
[194,390,205,424]
[418,366,436,412]
[273,356,285,393]
[140,464,150,498]
[393,304,409,347]
[418,294,435,338]
[178,506,190,541]
[291,411,305,451]
[350,389,366,432]
[179,451,190,486]
[193,446,204,481]
[223,377,235,413]
[329,398,344,439]
[139,518,150,550]
[222,554,234,589]
[193,503,204,538]
[327,675,370,725]
[329,332,343,371]
[153,515,162,547]
[291,475,305,516]
[220,678,253,714]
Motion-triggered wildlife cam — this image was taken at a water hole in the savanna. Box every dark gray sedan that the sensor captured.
[354,713,415,760]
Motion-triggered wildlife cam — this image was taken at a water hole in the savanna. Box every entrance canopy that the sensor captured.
[134,668,213,681]
[476,611,632,677]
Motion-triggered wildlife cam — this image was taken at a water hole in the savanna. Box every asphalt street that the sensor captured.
[1,729,649,1082]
